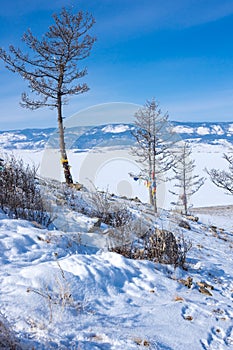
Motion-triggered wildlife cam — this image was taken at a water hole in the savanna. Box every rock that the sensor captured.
[178,276,193,289]
[133,338,150,347]
[196,281,214,290]
[199,286,213,296]
[179,220,191,230]
[186,215,199,222]
[184,315,193,321]
[88,218,102,232]
[174,295,185,302]
[69,182,83,190]
[210,225,217,233]
[130,196,141,203]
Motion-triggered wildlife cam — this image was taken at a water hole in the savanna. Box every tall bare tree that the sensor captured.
[206,153,233,194]
[131,99,176,213]
[0,7,96,184]
[170,142,205,215]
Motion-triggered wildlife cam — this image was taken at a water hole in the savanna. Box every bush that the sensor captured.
[0,313,21,349]
[84,188,132,227]
[0,154,52,226]
[142,228,179,265]
[109,223,192,269]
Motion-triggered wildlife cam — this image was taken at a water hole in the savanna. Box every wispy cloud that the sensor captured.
[0,0,73,17]
[174,0,233,28]
[167,88,233,121]
[1,1,233,29]
[95,0,233,39]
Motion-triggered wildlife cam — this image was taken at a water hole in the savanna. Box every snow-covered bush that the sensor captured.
[0,155,52,226]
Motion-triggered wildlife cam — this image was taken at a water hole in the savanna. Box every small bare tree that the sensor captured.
[206,153,233,194]
[170,142,205,215]
[0,7,96,184]
[131,99,176,213]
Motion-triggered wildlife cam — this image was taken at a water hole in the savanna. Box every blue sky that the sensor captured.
[1,0,233,129]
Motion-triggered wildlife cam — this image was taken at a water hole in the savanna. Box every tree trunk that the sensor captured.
[183,165,187,215]
[151,182,157,213]
[148,161,157,213]
[149,185,154,206]
[57,96,73,185]
[183,193,188,215]
[148,175,157,214]
[152,131,157,213]
[153,190,157,213]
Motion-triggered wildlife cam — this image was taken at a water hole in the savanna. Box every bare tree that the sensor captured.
[170,142,205,215]
[206,153,233,194]
[0,7,96,184]
[131,99,176,213]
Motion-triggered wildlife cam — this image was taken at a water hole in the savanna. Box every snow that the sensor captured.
[228,124,233,134]
[102,124,130,134]
[0,132,27,149]
[1,126,233,348]
[196,126,210,135]
[211,125,224,135]
[171,125,194,134]
[1,198,233,349]
[192,206,233,231]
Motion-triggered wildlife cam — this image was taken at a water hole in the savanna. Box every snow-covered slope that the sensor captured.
[1,121,233,150]
[1,193,233,349]
[1,121,233,348]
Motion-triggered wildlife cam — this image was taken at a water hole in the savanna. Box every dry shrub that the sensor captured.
[142,228,179,265]
[85,188,132,227]
[0,313,21,349]
[54,182,131,227]
[107,220,137,258]
[109,222,192,268]
[0,155,52,226]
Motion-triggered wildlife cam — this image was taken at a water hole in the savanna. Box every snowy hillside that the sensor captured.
[1,121,233,349]
[1,121,233,150]
[1,187,233,349]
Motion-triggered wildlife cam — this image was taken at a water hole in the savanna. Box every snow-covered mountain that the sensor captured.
[0,128,54,150]
[171,121,233,145]
[1,121,233,150]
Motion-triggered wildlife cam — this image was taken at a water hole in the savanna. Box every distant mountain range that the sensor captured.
[1,121,233,150]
